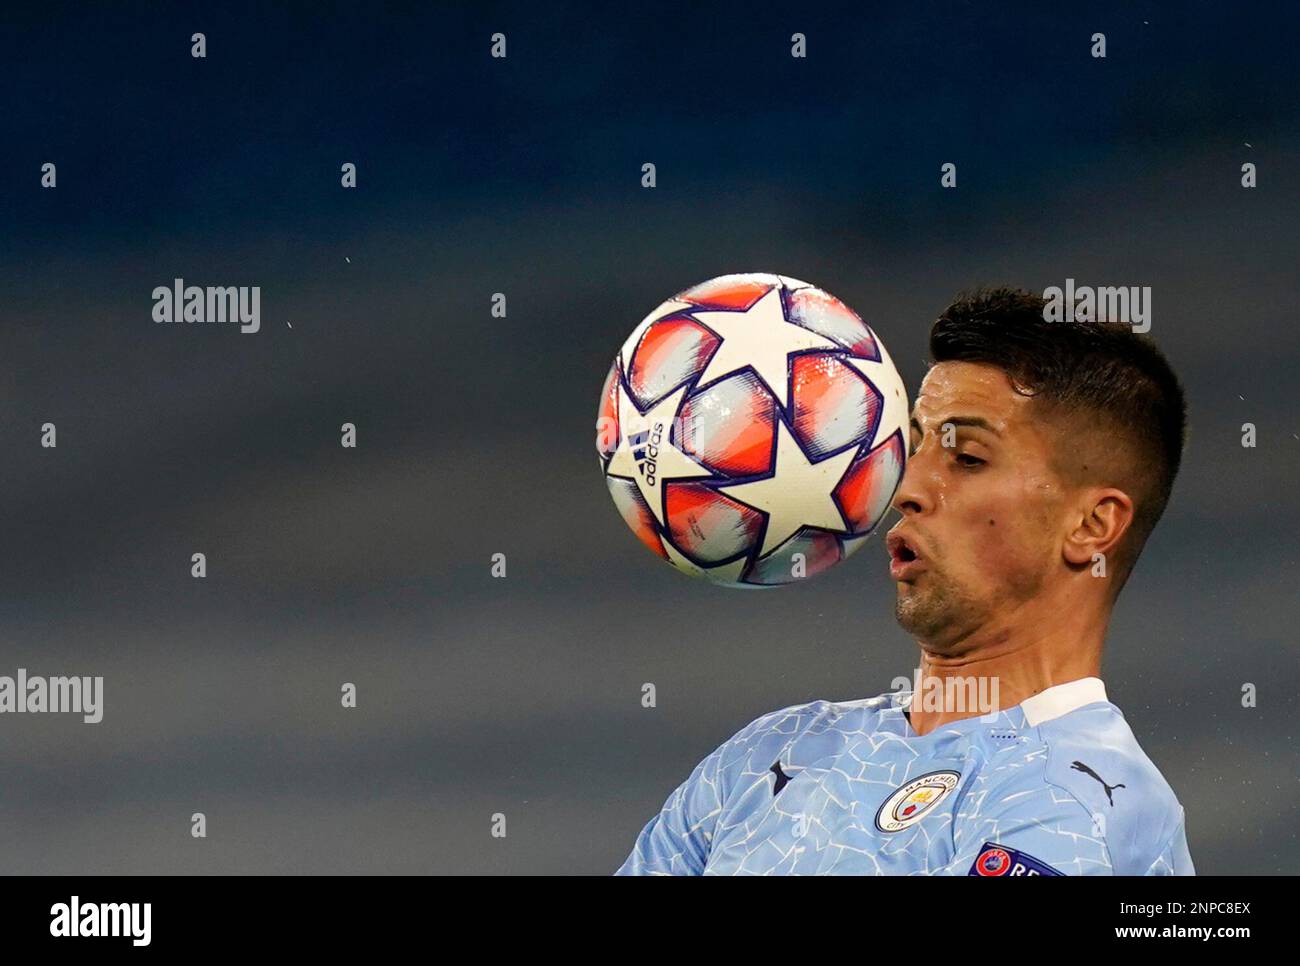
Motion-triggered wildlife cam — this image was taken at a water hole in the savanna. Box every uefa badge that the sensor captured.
[974,846,1013,875]
[968,842,1064,876]
[874,770,961,833]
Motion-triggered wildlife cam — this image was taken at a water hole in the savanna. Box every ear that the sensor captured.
[1063,488,1134,569]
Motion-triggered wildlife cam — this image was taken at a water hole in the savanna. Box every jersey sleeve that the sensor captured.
[936,776,1116,876]
[615,708,796,875]
[938,771,1194,876]
[1144,816,1195,875]
[614,747,726,875]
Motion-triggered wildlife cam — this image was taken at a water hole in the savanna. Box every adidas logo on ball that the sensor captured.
[629,424,663,484]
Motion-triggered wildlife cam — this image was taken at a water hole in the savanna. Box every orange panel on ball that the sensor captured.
[677,274,777,311]
[665,482,764,564]
[835,432,905,534]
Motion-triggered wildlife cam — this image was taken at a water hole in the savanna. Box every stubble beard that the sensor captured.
[894,550,1048,653]
[893,564,987,651]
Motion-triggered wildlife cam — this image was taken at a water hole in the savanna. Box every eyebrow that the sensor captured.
[909,415,1001,437]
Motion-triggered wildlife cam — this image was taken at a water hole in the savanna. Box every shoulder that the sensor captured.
[1034,702,1186,874]
[713,694,890,770]
[722,696,854,748]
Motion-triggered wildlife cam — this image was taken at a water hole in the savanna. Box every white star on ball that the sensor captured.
[717,418,856,558]
[605,381,712,527]
[690,287,839,411]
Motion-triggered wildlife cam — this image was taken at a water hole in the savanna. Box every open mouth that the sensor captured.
[887,531,925,578]
[887,532,920,563]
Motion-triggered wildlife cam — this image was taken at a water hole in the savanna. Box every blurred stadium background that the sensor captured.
[2,2,1296,873]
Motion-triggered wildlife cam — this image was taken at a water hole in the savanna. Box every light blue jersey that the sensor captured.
[618,677,1193,875]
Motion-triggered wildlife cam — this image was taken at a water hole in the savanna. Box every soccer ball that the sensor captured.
[596,272,908,587]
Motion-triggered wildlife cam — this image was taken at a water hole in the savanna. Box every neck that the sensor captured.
[907,588,1107,736]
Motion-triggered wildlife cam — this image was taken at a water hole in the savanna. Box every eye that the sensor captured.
[955,453,985,468]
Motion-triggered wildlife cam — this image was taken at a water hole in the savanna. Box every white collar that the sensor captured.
[1019,677,1109,727]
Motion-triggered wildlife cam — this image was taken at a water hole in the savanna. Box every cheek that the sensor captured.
[961,490,1051,582]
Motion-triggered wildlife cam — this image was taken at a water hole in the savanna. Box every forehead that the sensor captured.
[912,361,1033,431]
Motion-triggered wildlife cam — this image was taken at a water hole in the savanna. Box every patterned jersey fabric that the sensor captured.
[618,677,1193,875]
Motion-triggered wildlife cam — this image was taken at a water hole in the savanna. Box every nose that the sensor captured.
[890,443,934,517]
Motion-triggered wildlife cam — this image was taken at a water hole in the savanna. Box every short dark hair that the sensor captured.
[929,286,1187,587]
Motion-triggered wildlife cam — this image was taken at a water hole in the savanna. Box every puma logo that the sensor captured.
[770,761,794,796]
[1071,760,1125,805]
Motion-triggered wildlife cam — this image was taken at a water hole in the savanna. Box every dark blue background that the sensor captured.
[1,2,1296,873]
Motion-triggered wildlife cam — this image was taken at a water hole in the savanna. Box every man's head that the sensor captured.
[889,287,1187,651]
